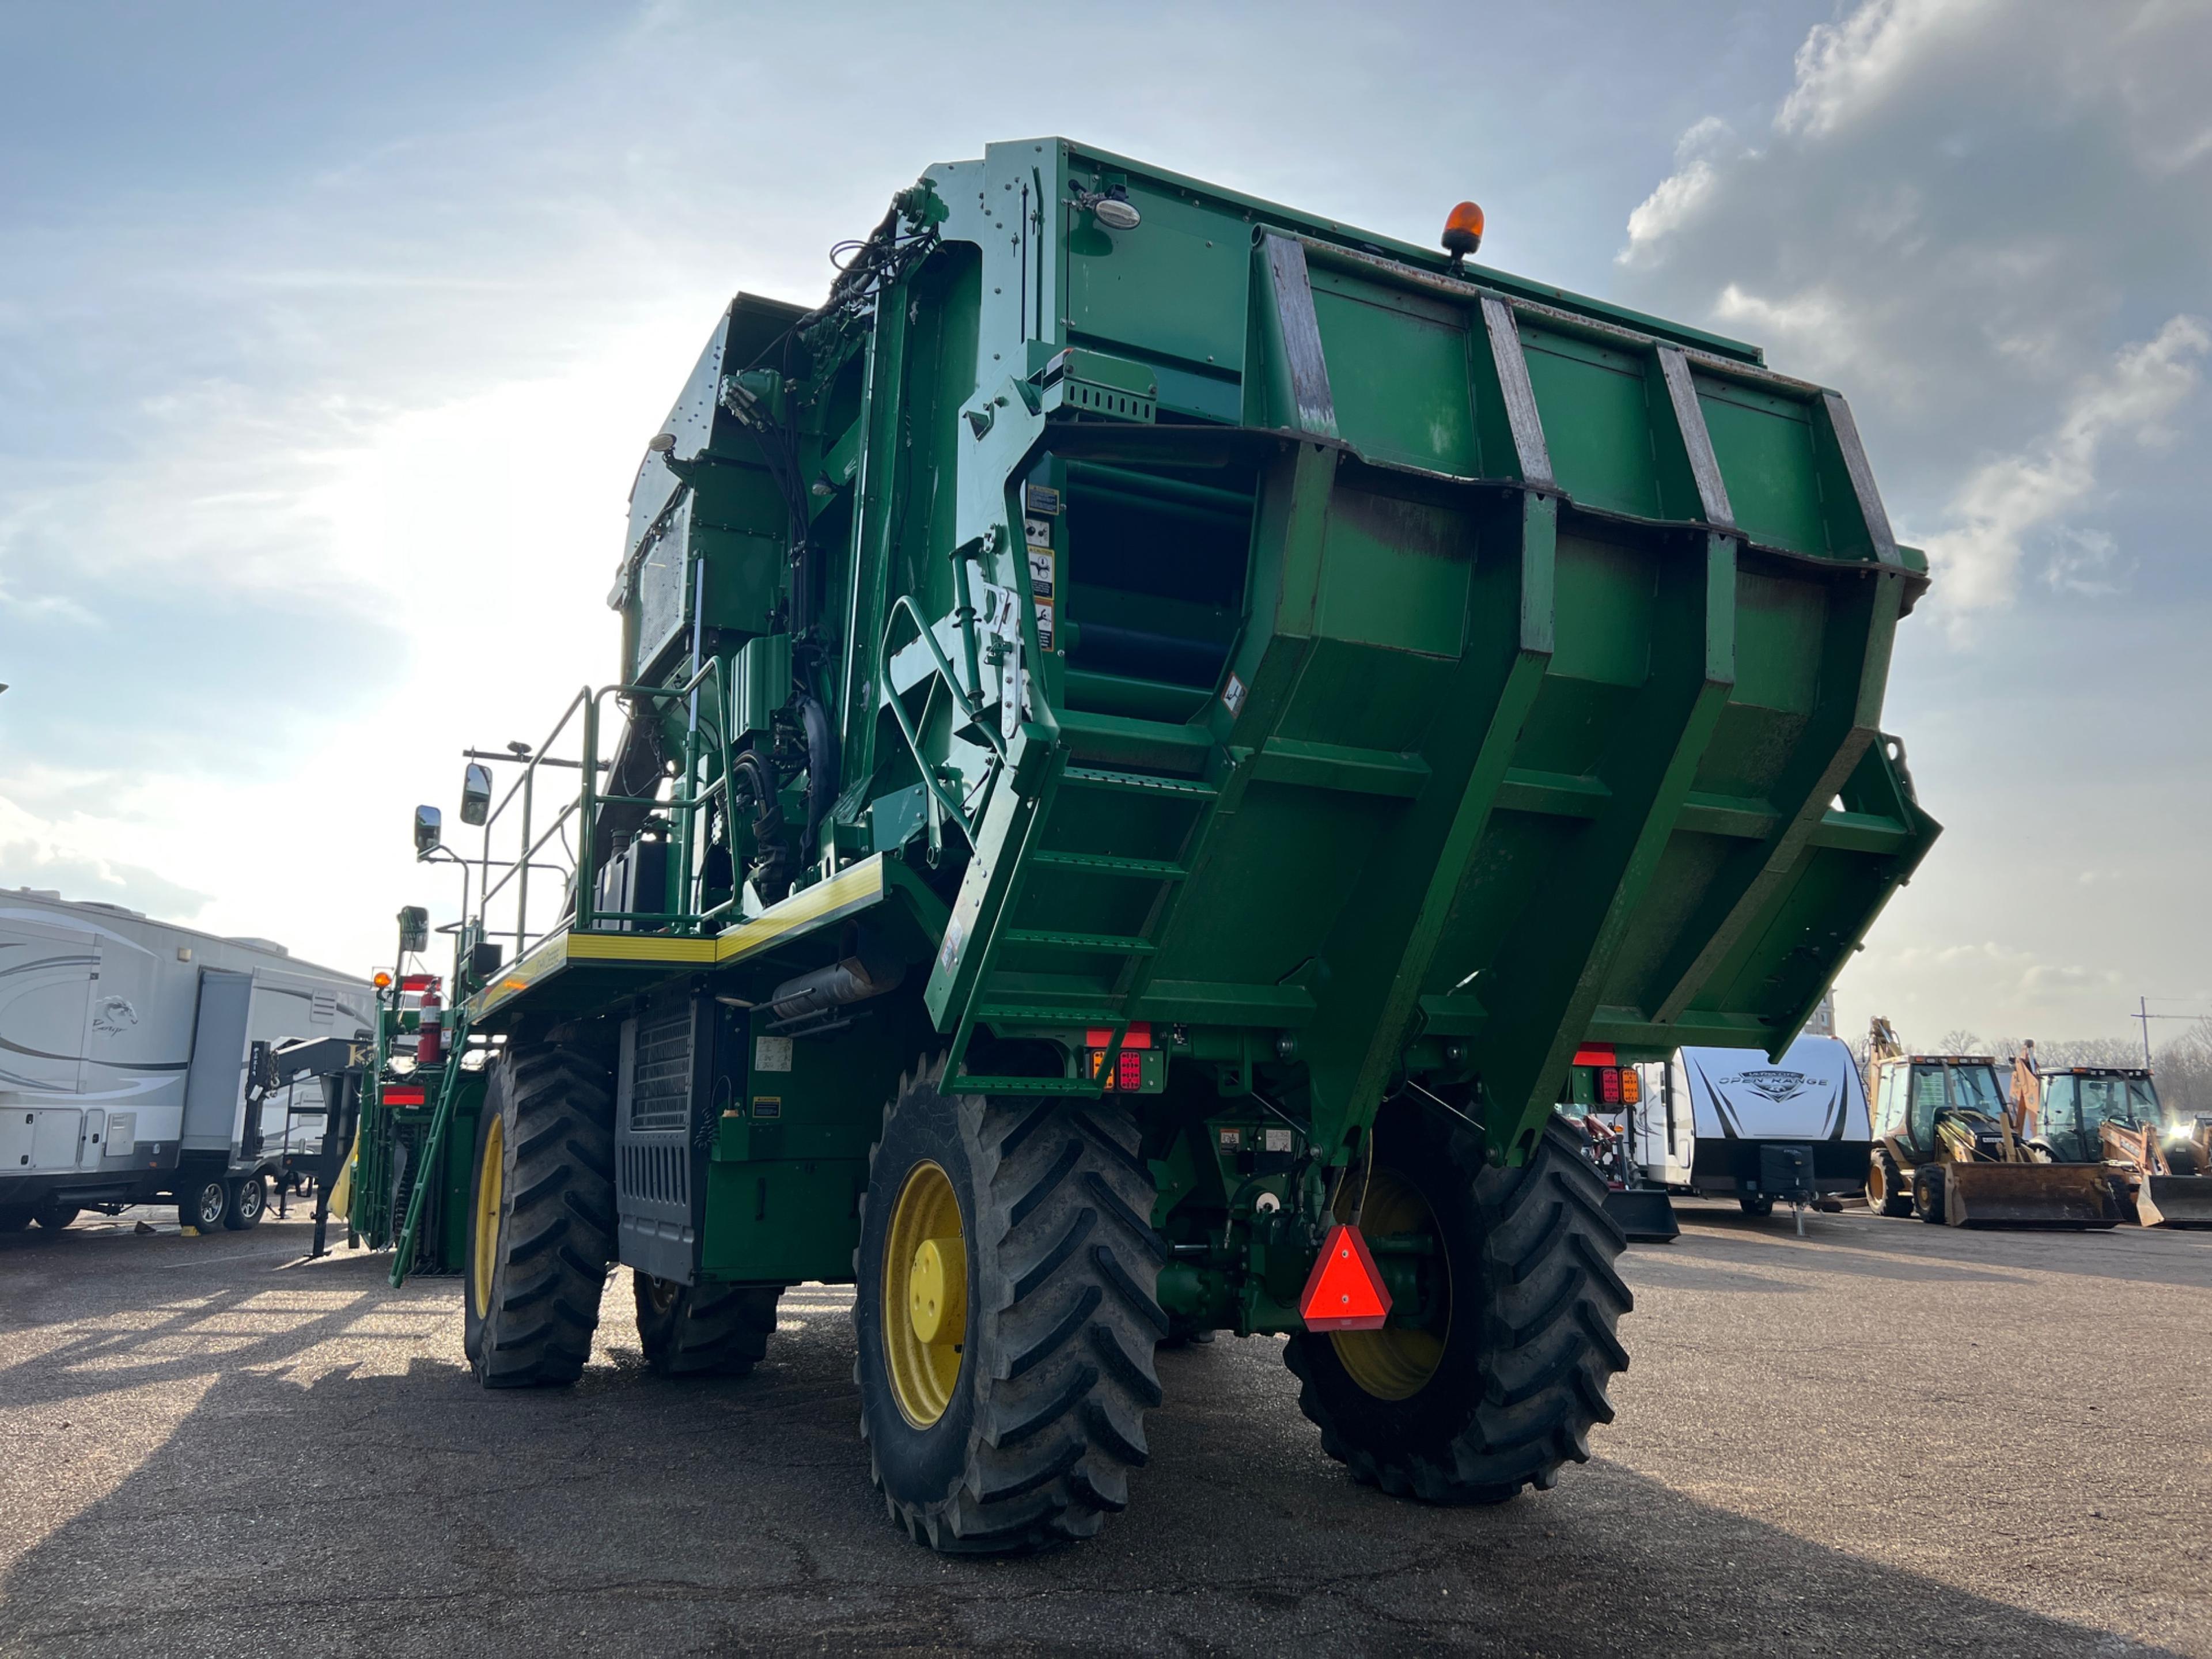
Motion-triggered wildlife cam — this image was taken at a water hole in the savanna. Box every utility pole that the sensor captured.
[2131,997,2212,1070]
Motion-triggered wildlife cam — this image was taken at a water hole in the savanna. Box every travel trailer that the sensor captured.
[0,888,370,1233]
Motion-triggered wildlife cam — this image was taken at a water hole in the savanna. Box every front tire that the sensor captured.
[1913,1166,1948,1224]
[1285,1107,1631,1505]
[853,1059,1164,1554]
[463,1038,617,1388]
[180,1177,228,1233]
[634,1273,781,1376]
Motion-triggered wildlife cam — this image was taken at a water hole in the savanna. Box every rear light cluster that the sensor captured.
[1596,1067,1641,1107]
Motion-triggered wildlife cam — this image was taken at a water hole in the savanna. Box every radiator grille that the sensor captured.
[628,1002,692,1131]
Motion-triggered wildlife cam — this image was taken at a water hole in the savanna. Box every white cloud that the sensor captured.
[1775,0,1999,139]
[1922,315,2207,614]
[1619,118,1734,267]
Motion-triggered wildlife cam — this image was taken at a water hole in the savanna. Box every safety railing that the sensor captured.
[468,655,739,960]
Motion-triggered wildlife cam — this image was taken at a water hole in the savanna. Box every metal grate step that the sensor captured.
[1001,930,1158,955]
[1030,851,1190,880]
[1060,767,1218,801]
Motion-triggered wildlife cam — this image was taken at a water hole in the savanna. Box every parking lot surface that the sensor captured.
[2,1200,2206,1657]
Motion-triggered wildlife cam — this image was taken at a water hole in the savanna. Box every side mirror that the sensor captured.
[413,804,442,857]
[396,906,430,955]
[460,763,494,827]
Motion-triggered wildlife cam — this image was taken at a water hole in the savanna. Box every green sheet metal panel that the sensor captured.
[1520,328,1668,521]
[1063,184,1248,381]
[1313,485,1471,658]
[1308,274,1479,476]
[1696,376,1828,556]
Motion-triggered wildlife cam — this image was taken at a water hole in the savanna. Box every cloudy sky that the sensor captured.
[3,0,2207,1051]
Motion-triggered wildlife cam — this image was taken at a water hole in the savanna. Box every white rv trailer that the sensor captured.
[0,888,371,1233]
[1632,1035,1873,1214]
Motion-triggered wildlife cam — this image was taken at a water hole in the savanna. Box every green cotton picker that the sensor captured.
[341,138,1938,1554]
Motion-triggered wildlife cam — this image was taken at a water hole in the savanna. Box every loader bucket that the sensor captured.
[1942,1162,2118,1229]
[2135,1174,2212,1229]
[1603,1190,1680,1244]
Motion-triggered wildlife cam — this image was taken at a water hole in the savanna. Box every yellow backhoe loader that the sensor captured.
[1862,1021,2116,1228]
[2016,1058,2212,1228]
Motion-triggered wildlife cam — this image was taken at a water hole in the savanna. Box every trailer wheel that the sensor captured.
[853,1059,1164,1554]
[463,1039,616,1388]
[1738,1196,1774,1218]
[0,1209,30,1234]
[1867,1151,1914,1217]
[634,1272,782,1376]
[1912,1166,1947,1224]
[222,1175,266,1231]
[180,1177,228,1233]
[31,1199,81,1231]
[1285,1107,1630,1505]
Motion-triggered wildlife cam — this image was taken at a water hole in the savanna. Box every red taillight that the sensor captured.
[1599,1067,1622,1105]
[1084,1023,1151,1051]
[1572,1046,1617,1068]
[383,1085,426,1107]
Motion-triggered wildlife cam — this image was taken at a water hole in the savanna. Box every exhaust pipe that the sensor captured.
[766,948,903,1027]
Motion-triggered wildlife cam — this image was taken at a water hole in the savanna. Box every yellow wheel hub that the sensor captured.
[883,1161,967,1427]
[472,1110,505,1317]
[1331,1168,1448,1402]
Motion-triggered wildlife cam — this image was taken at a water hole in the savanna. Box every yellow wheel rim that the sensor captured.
[1331,1168,1448,1402]
[472,1110,504,1317]
[883,1160,967,1429]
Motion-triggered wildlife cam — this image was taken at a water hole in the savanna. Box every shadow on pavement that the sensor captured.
[0,1236,2181,1658]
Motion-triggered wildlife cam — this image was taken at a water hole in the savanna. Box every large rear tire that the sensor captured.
[853,1059,1164,1554]
[1867,1150,1914,1217]
[634,1272,782,1376]
[1285,1108,1631,1505]
[464,1038,616,1388]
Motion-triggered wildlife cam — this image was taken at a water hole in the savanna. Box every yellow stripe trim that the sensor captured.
[464,856,890,1020]
[713,856,885,965]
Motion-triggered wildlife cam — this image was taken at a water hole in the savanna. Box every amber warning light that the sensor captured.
[1298,1223,1392,1333]
[1442,200,1484,268]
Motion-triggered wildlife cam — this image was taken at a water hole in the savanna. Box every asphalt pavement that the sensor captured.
[2,1200,2206,1657]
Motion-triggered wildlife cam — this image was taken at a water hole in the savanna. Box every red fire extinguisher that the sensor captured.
[416,981,444,1066]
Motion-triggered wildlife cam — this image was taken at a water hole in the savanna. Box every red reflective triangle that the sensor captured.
[1298,1223,1392,1333]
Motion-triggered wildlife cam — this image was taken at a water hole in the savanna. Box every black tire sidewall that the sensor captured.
[463,1065,509,1365]
[225,1175,266,1229]
[183,1179,227,1232]
[855,1073,981,1512]
[1285,1100,1494,1464]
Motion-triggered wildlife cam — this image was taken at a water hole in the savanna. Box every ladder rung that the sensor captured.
[1002,930,1158,955]
[1031,851,1190,880]
[976,1004,1124,1025]
[1062,767,1218,801]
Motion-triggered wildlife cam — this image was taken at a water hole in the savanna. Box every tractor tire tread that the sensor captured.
[1285,1113,1630,1506]
[858,1058,1161,1554]
[635,1273,782,1376]
[472,1043,615,1389]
